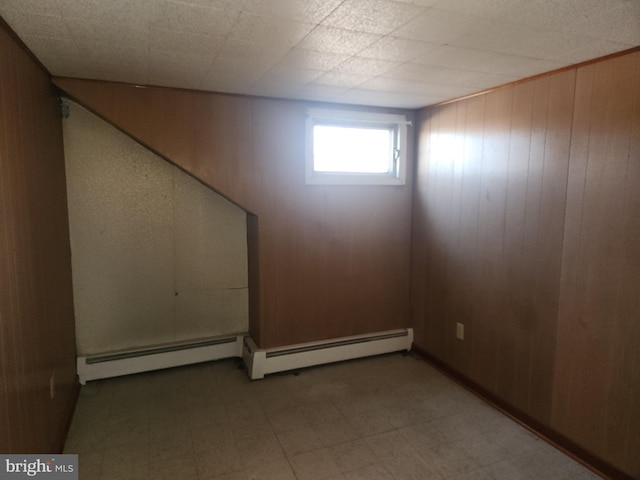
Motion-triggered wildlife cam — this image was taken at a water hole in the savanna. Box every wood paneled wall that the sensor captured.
[0,20,77,453]
[52,78,414,349]
[412,49,640,477]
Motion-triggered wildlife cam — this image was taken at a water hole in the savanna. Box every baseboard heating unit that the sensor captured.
[77,334,245,384]
[242,328,413,380]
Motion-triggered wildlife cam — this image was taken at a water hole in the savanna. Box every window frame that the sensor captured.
[305,108,409,186]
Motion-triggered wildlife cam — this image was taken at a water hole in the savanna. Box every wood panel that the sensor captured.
[553,51,640,477]
[53,78,414,349]
[0,19,77,453]
[412,49,640,478]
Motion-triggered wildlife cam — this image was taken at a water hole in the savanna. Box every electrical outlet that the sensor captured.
[456,323,464,340]
[50,373,56,399]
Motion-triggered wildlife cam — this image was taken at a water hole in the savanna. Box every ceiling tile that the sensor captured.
[1,0,636,109]
[64,17,147,47]
[297,26,383,55]
[256,66,325,88]
[150,0,240,36]
[433,0,527,18]
[295,83,349,102]
[20,34,81,60]
[549,38,633,64]
[275,48,351,72]
[393,7,490,44]
[562,1,640,46]
[149,48,212,76]
[47,55,149,85]
[449,21,578,59]
[382,63,484,86]
[391,0,440,7]
[0,0,63,16]
[57,0,154,27]
[202,56,269,92]
[361,76,470,97]
[334,57,400,76]
[358,36,440,62]
[249,67,326,99]
[322,0,426,35]
[337,88,442,108]
[148,68,202,90]
[414,45,566,77]
[240,0,344,24]
[0,10,69,39]
[149,27,225,57]
[226,12,315,49]
[499,0,611,32]
[313,71,372,88]
[76,42,148,68]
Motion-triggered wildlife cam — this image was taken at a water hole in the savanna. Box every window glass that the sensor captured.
[305,109,408,186]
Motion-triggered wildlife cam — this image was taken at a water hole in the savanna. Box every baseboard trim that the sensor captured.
[411,346,631,480]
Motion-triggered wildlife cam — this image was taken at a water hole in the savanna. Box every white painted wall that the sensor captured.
[63,103,248,355]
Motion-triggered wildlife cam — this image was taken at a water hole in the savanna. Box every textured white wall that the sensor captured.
[63,104,248,355]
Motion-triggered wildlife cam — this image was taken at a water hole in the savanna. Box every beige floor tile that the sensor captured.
[244,458,297,480]
[383,402,429,428]
[302,401,344,425]
[195,443,244,479]
[192,424,237,450]
[148,454,198,480]
[397,421,449,450]
[267,406,311,433]
[343,463,395,480]
[364,430,415,459]
[449,469,495,480]
[328,439,379,473]
[104,421,149,449]
[381,452,442,480]
[278,426,325,457]
[346,411,394,437]
[481,459,534,480]
[206,471,247,480]
[63,355,600,480]
[64,421,109,454]
[418,441,481,478]
[100,445,149,479]
[76,450,103,479]
[455,432,511,467]
[314,419,360,447]
[429,411,484,443]
[238,432,286,468]
[149,430,194,460]
[290,448,342,480]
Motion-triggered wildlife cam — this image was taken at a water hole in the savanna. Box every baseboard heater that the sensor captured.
[77,334,245,384]
[242,328,413,380]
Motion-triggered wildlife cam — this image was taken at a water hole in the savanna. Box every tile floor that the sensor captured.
[64,353,602,480]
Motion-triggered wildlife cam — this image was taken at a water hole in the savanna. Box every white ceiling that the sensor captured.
[1,0,638,108]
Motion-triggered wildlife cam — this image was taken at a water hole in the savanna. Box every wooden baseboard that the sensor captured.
[411,346,631,480]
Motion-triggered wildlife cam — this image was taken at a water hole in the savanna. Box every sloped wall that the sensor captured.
[63,104,248,355]
[53,78,414,349]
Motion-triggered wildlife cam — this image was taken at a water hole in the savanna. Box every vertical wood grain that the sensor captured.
[554,51,640,477]
[412,48,639,478]
[0,21,77,453]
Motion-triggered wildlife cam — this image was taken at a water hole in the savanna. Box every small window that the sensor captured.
[305,108,409,185]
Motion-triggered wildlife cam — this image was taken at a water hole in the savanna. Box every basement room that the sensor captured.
[0,1,638,479]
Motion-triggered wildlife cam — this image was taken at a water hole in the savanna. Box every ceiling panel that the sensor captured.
[0,0,637,108]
